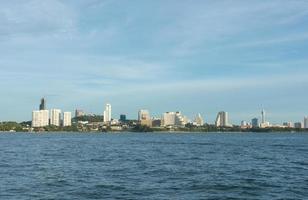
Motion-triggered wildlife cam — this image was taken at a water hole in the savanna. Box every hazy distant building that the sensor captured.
[138,109,152,127]
[39,98,46,110]
[50,109,61,126]
[304,117,308,129]
[283,122,293,128]
[152,118,162,127]
[162,112,188,127]
[119,114,126,122]
[32,110,49,127]
[194,113,204,126]
[63,112,72,127]
[251,118,259,128]
[103,103,112,123]
[261,109,266,124]
[241,120,248,126]
[75,109,85,118]
[294,122,303,129]
[215,111,229,127]
[260,109,270,128]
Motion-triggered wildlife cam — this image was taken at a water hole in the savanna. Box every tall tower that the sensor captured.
[215,111,229,127]
[304,117,308,129]
[39,98,46,110]
[138,109,152,127]
[50,109,61,126]
[261,109,266,124]
[103,103,112,122]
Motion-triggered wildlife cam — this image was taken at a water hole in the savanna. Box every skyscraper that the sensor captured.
[63,112,72,127]
[119,114,126,122]
[304,117,308,129]
[294,122,303,129]
[75,109,85,118]
[241,120,248,126]
[215,111,229,127]
[103,103,112,123]
[39,98,46,110]
[261,109,266,124]
[251,118,259,128]
[162,111,188,127]
[50,109,61,126]
[138,109,152,127]
[32,110,49,127]
[194,113,204,126]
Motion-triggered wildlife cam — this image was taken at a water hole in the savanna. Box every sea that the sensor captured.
[0,132,307,200]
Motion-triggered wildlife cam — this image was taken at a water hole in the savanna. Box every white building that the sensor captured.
[162,112,188,127]
[294,122,303,129]
[138,109,152,127]
[241,120,248,126]
[215,111,230,127]
[304,117,308,129]
[283,122,293,128]
[32,110,49,127]
[63,112,72,127]
[194,113,204,126]
[50,109,61,126]
[103,103,112,123]
[260,109,270,128]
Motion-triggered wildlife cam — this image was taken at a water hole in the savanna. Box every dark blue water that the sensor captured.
[0,132,307,199]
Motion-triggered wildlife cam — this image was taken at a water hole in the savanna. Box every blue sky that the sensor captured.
[1,0,308,124]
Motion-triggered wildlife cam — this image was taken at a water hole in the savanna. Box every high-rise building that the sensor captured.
[50,109,61,126]
[304,117,308,129]
[162,112,188,127]
[39,98,46,110]
[294,122,303,129]
[251,118,259,128]
[283,122,293,128]
[261,109,266,124]
[75,109,85,118]
[63,112,72,127]
[32,110,49,127]
[260,109,270,128]
[241,120,248,126]
[152,118,162,127]
[138,110,152,127]
[215,111,229,127]
[194,113,204,126]
[119,114,126,122]
[103,103,112,123]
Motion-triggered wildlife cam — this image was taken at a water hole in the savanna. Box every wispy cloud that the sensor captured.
[0,0,76,38]
[0,0,308,121]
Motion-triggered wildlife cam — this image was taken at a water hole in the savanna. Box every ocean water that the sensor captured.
[0,132,307,200]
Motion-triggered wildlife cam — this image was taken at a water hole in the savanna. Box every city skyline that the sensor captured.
[30,98,307,127]
[1,0,308,123]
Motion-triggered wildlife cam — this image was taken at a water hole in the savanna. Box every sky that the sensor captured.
[1,0,308,124]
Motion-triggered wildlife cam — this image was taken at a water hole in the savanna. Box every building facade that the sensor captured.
[120,114,126,122]
[32,110,49,127]
[304,117,308,129]
[75,109,85,118]
[162,112,188,127]
[215,111,229,127]
[294,122,303,129]
[63,112,72,127]
[138,109,152,127]
[194,113,204,126]
[50,109,61,126]
[103,103,112,123]
[251,118,259,128]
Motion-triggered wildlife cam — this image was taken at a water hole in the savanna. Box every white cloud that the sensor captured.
[0,0,76,38]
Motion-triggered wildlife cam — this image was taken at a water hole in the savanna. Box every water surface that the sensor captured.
[0,132,307,199]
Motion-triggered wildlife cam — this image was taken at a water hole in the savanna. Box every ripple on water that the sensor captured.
[0,133,307,199]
